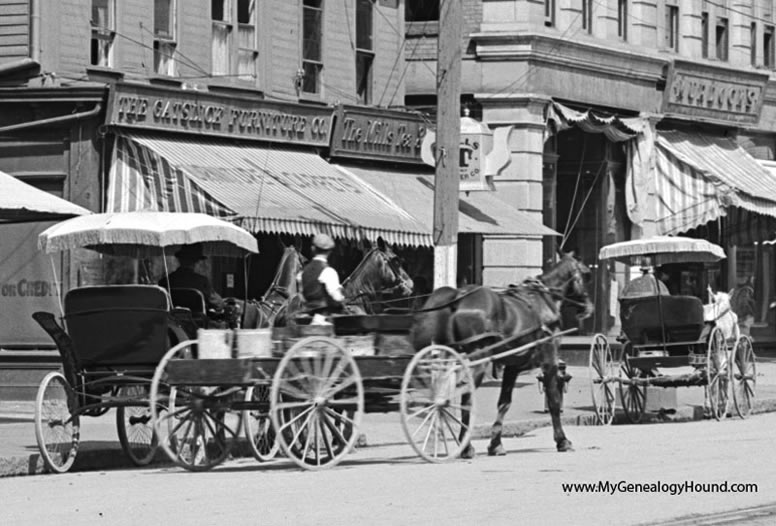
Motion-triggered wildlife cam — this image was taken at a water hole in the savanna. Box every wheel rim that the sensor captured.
[618,348,647,424]
[116,384,157,466]
[151,341,243,471]
[732,336,756,419]
[706,327,729,421]
[270,336,364,471]
[589,334,616,425]
[34,371,80,473]
[243,384,279,462]
[400,345,476,463]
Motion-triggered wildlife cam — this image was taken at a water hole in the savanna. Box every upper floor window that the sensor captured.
[211,0,258,81]
[581,0,593,34]
[545,0,555,28]
[237,0,258,81]
[356,0,373,104]
[154,0,176,76]
[701,11,709,58]
[666,4,679,52]
[91,0,115,67]
[716,17,729,61]
[302,0,323,95]
[617,0,628,41]
[405,1,439,22]
[765,25,774,69]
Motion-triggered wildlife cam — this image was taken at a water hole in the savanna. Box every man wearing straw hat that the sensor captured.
[159,243,225,311]
[298,233,345,317]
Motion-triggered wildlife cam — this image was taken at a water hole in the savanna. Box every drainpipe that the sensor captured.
[0,104,102,134]
[30,0,40,62]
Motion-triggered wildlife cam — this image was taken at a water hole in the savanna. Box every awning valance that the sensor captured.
[547,101,645,142]
[653,130,776,234]
[336,165,559,238]
[106,133,430,246]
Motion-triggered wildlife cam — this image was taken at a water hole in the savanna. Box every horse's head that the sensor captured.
[541,251,593,319]
[343,238,414,307]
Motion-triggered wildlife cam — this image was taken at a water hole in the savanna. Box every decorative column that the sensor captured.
[476,93,551,286]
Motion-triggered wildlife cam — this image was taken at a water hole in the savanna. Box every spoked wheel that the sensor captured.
[243,384,279,462]
[270,336,364,471]
[150,341,243,471]
[618,344,647,424]
[731,335,756,419]
[34,371,80,473]
[400,344,476,463]
[706,327,730,421]
[588,334,616,425]
[116,384,157,466]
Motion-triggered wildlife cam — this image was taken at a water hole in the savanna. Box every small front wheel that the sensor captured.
[116,384,157,466]
[400,345,476,463]
[35,371,80,473]
[589,334,616,425]
[706,327,730,421]
[731,335,756,418]
[619,344,647,424]
[243,384,279,462]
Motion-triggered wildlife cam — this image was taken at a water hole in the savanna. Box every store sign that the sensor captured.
[663,60,768,125]
[107,83,333,146]
[0,222,61,347]
[330,106,427,164]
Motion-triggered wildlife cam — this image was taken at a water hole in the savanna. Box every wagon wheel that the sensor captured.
[731,335,757,419]
[150,341,243,471]
[34,371,80,473]
[705,327,730,421]
[116,384,158,466]
[588,334,616,425]
[270,336,364,471]
[400,344,476,463]
[618,344,647,424]
[243,384,279,462]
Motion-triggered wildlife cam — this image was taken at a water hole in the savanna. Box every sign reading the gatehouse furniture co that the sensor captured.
[107,83,333,147]
[663,60,769,125]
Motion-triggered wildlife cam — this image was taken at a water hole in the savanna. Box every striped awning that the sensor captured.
[106,133,430,246]
[337,165,559,237]
[653,130,776,235]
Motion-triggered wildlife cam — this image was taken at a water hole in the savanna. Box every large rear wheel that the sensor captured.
[400,344,476,462]
[116,384,157,466]
[731,335,756,418]
[34,371,80,473]
[589,334,616,425]
[270,336,364,471]
[706,327,730,421]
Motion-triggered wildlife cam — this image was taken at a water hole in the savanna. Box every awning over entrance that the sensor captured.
[337,165,559,238]
[653,130,776,235]
[106,133,430,246]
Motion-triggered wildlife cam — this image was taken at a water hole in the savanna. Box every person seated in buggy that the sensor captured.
[159,243,225,311]
[620,261,670,299]
[297,233,346,320]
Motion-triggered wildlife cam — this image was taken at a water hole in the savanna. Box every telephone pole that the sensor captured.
[432,0,462,289]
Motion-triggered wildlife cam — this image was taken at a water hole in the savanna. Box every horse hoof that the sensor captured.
[460,445,476,459]
[487,444,506,456]
[557,440,574,452]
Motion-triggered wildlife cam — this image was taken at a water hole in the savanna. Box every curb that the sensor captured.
[3,398,775,478]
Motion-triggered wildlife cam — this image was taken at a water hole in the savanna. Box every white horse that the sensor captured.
[704,287,740,342]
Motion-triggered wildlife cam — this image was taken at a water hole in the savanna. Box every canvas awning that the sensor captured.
[106,133,430,246]
[336,165,559,238]
[0,169,90,223]
[652,130,776,235]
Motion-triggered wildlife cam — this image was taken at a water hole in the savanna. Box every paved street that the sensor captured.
[2,411,775,526]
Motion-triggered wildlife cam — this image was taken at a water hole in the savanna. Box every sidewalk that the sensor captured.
[3,360,776,477]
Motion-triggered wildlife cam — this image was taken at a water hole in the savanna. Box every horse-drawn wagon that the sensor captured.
[589,237,757,425]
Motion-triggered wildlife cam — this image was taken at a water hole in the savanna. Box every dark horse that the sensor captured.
[410,252,593,457]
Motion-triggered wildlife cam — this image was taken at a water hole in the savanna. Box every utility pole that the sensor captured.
[433,0,462,289]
